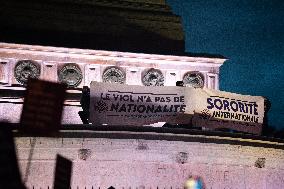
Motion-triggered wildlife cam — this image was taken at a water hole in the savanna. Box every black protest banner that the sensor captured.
[20,79,66,135]
[0,122,26,189]
[53,155,72,189]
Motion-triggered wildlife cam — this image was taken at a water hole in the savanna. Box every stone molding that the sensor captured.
[0,42,226,89]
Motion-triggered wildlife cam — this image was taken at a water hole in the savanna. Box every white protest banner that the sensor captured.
[90,82,194,126]
[190,88,265,134]
[90,82,265,134]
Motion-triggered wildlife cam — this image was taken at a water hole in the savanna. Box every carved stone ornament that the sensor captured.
[58,64,82,88]
[176,152,188,164]
[142,68,164,86]
[255,158,266,168]
[14,60,40,85]
[183,72,204,88]
[78,149,92,161]
[102,67,125,84]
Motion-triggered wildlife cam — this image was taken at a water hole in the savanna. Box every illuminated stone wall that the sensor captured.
[15,132,284,189]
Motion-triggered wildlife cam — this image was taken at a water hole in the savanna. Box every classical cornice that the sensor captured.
[0,43,227,66]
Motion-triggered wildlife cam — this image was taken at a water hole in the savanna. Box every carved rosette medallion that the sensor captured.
[183,72,204,88]
[142,69,164,86]
[14,60,40,85]
[58,64,82,88]
[102,67,125,84]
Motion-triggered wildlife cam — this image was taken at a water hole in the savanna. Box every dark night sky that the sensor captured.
[167,0,284,130]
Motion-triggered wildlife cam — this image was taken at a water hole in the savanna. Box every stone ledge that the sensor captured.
[10,124,284,149]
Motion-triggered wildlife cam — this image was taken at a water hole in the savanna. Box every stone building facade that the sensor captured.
[1,42,284,189]
[0,42,225,124]
[15,127,284,189]
[0,1,283,189]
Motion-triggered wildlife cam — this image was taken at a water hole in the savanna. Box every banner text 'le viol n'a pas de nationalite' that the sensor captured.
[90,82,265,134]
